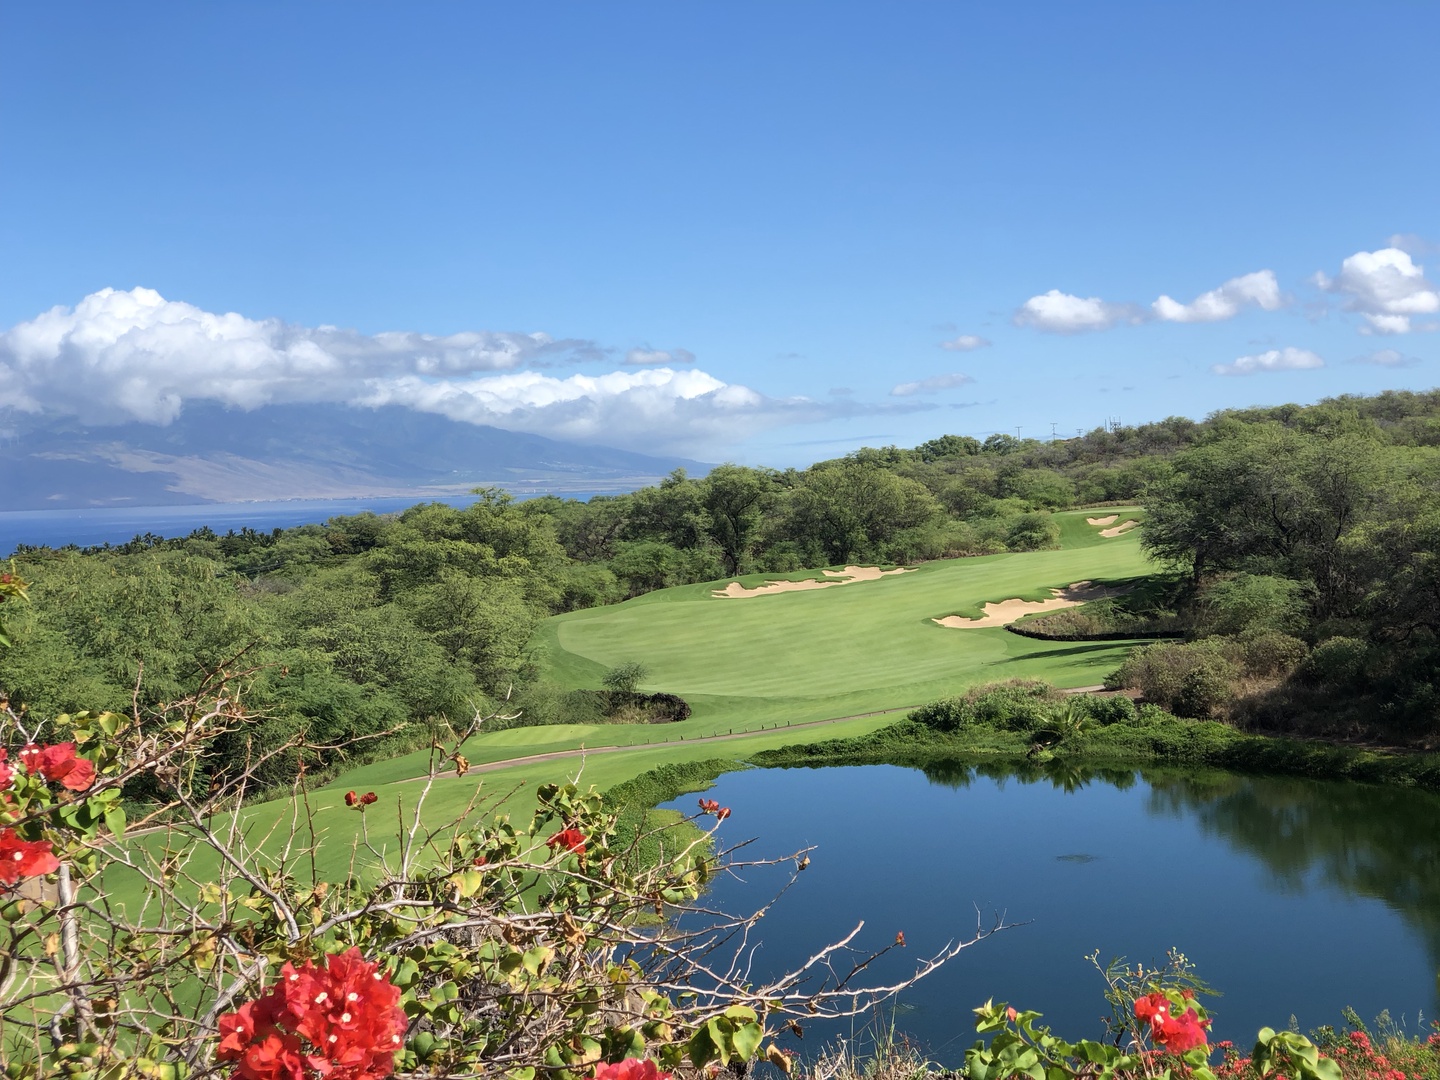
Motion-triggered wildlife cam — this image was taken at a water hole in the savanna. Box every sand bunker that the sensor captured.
[932,580,1129,629]
[1086,514,1119,527]
[712,565,913,598]
[1100,519,1139,538]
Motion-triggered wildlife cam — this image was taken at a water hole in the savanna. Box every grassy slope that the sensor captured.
[111,508,1156,897]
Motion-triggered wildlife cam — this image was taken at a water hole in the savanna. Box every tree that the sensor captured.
[700,464,776,576]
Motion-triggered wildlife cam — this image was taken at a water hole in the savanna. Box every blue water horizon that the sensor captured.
[0,491,608,556]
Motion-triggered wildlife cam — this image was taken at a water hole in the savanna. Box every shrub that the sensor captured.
[602,661,650,694]
[1239,630,1309,677]
[1005,511,1062,552]
[1302,636,1371,689]
[1070,693,1138,726]
[1109,640,1241,718]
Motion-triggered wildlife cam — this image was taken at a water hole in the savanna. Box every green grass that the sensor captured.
[536,507,1150,725]
[104,507,1161,904]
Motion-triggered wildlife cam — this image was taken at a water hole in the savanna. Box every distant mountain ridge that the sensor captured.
[1,404,708,509]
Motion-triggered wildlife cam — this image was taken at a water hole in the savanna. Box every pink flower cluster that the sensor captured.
[594,1059,673,1080]
[216,948,407,1080]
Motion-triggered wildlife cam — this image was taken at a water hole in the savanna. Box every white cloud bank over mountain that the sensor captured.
[0,287,920,454]
[1314,248,1440,335]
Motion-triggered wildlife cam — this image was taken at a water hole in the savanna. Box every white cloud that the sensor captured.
[1314,248,1440,334]
[1152,270,1283,323]
[1351,348,1420,368]
[0,287,926,454]
[624,346,696,366]
[1014,290,1140,333]
[1211,347,1325,377]
[938,334,991,351]
[1389,233,1440,256]
[889,372,975,397]
[0,286,600,423]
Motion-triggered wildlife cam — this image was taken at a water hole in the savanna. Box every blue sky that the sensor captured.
[2,3,1436,464]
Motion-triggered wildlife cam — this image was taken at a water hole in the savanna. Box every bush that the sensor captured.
[603,661,650,693]
[1005,511,1062,552]
[1070,693,1138,726]
[1239,629,1309,677]
[1302,636,1371,689]
[911,680,1065,733]
[1109,640,1241,718]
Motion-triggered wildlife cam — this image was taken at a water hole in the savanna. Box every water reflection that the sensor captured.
[672,759,1440,1056]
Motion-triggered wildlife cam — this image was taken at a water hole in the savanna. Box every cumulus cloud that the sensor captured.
[889,373,975,397]
[1152,270,1283,323]
[938,334,991,351]
[1013,290,1141,333]
[1211,347,1325,377]
[1351,348,1420,368]
[0,287,927,454]
[1314,248,1440,334]
[624,346,696,366]
[0,286,603,423]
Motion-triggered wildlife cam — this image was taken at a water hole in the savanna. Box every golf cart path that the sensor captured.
[403,685,1109,782]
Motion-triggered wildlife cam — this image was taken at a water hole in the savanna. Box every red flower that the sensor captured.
[360,792,378,806]
[1134,993,1208,1053]
[344,791,359,807]
[0,828,60,884]
[894,931,906,947]
[546,828,586,856]
[594,1060,673,1080]
[716,807,731,821]
[0,749,12,789]
[697,798,720,814]
[17,744,42,774]
[216,947,405,1080]
[39,744,95,791]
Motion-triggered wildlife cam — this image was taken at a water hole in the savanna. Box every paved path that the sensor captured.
[403,684,1112,782]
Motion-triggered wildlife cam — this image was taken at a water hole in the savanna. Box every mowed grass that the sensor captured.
[102,507,1155,901]
[535,507,1151,730]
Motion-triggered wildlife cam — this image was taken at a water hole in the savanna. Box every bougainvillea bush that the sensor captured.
[0,570,988,1079]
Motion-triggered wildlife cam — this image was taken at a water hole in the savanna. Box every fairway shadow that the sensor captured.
[994,641,1144,664]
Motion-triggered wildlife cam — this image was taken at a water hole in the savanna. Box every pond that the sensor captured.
[662,761,1440,1063]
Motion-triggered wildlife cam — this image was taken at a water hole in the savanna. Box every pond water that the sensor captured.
[662,762,1440,1062]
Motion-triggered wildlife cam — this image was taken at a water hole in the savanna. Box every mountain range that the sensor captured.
[1,404,707,510]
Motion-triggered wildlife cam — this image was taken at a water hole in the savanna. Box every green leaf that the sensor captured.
[104,806,126,839]
[731,1021,763,1062]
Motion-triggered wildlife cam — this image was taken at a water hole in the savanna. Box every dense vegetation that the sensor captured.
[8,386,1440,800]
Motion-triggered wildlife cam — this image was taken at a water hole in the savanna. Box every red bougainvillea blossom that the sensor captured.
[12,742,96,791]
[697,798,719,814]
[0,749,12,789]
[0,827,60,884]
[593,1059,673,1080]
[546,828,586,856]
[216,947,406,1080]
[1134,992,1209,1053]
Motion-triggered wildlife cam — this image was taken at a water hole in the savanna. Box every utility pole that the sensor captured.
[1050,422,1058,440]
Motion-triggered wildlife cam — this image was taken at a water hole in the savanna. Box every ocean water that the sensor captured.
[0,492,605,556]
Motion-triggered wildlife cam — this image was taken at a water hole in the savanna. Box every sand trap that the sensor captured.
[932,580,1129,629]
[712,565,913,598]
[1086,515,1119,527]
[1100,519,1139,538]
